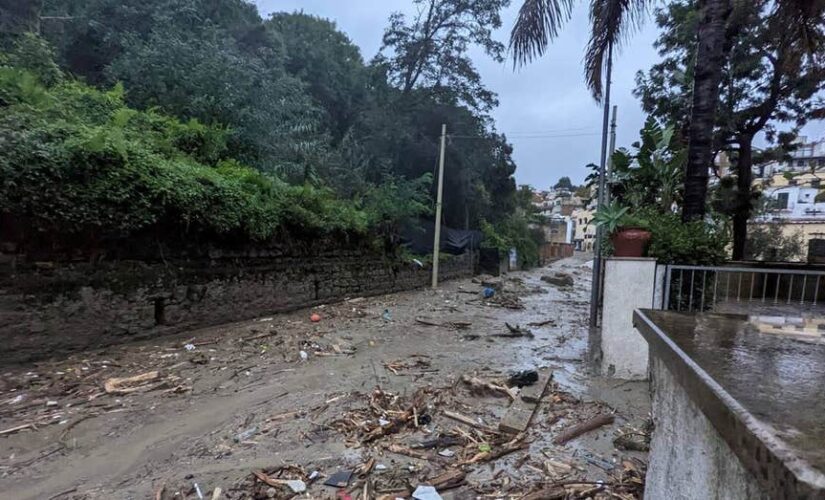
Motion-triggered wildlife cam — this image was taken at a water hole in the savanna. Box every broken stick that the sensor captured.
[443,410,499,434]
[553,414,615,445]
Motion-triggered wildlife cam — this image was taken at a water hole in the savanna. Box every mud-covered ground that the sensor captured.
[0,256,650,499]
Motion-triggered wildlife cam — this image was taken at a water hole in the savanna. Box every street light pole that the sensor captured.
[589,42,613,329]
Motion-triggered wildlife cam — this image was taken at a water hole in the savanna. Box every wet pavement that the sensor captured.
[0,255,650,499]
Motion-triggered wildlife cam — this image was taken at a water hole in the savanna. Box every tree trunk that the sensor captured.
[682,0,732,222]
[732,137,753,261]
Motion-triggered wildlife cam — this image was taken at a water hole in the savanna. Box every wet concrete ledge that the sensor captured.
[634,309,825,499]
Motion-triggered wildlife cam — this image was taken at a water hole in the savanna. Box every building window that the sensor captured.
[776,192,790,209]
[789,179,798,186]
[813,179,821,188]
[798,160,807,167]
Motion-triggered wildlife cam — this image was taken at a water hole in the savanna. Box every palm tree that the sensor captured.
[509,0,823,226]
[509,0,734,224]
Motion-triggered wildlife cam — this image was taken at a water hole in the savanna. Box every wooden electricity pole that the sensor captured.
[432,124,447,289]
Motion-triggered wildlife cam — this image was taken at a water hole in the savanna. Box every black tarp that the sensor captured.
[401,219,483,255]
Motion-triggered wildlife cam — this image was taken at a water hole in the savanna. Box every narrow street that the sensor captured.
[0,256,650,499]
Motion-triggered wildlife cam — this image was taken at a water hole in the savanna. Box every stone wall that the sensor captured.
[0,249,477,363]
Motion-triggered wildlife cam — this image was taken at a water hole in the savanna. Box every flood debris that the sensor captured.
[541,272,574,287]
[324,469,353,488]
[103,371,160,395]
[0,258,650,499]
[554,413,616,445]
[495,323,534,338]
[414,317,472,330]
[507,369,539,387]
[613,422,652,452]
[460,374,517,400]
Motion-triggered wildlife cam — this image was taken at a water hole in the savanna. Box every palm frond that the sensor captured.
[584,0,647,102]
[509,0,576,68]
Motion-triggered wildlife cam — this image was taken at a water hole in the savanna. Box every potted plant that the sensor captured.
[593,201,652,257]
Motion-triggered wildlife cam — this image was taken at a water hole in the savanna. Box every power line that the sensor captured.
[449,131,600,140]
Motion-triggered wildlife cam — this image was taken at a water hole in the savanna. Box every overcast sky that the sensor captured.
[255,0,824,190]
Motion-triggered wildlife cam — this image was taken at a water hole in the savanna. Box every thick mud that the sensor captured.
[0,256,650,499]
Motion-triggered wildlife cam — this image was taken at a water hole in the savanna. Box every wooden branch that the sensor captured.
[553,414,615,445]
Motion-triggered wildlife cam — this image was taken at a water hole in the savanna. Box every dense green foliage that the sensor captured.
[480,186,545,267]
[0,37,432,250]
[591,119,728,265]
[1,0,529,257]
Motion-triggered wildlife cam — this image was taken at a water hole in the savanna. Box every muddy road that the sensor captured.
[0,256,650,499]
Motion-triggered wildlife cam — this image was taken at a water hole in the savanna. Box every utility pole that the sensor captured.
[589,42,613,329]
[605,106,618,205]
[432,124,447,289]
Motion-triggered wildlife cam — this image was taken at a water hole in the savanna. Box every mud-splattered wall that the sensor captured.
[0,250,476,363]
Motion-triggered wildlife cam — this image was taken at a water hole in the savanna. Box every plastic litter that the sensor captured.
[412,485,443,500]
[184,343,196,351]
[284,480,306,493]
[234,426,258,443]
[482,287,495,298]
[382,309,392,321]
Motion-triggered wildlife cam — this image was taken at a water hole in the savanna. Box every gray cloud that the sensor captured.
[255,1,824,189]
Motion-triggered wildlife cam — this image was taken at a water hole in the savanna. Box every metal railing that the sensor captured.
[663,265,825,314]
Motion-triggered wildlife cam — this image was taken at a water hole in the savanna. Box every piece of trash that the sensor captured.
[299,350,308,361]
[382,309,392,321]
[103,371,160,395]
[210,487,222,500]
[378,417,390,426]
[46,400,58,407]
[508,369,539,387]
[375,464,387,471]
[438,449,455,457]
[310,313,322,323]
[308,470,320,480]
[478,443,492,453]
[284,480,306,493]
[412,258,424,268]
[483,287,495,298]
[193,482,204,499]
[324,469,353,488]
[190,352,209,365]
[184,343,196,351]
[234,426,258,443]
[336,492,353,500]
[412,485,443,500]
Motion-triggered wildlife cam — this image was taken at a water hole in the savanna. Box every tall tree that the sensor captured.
[510,0,647,101]
[680,0,732,222]
[377,0,510,113]
[267,13,368,144]
[637,0,825,258]
[0,0,43,43]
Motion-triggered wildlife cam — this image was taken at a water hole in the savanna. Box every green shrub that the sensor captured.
[642,210,728,265]
[0,61,425,248]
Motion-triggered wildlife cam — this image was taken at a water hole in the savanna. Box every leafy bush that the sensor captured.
[641,210,728,265]
[480,213,544,268]
[0,57,428,250]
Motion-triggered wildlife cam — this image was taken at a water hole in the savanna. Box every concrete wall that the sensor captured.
[646,356,766,499]
[0,250,476,363]
[599,257,663,379]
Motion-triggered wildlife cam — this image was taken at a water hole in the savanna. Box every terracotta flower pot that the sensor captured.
[610,227,651,257]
